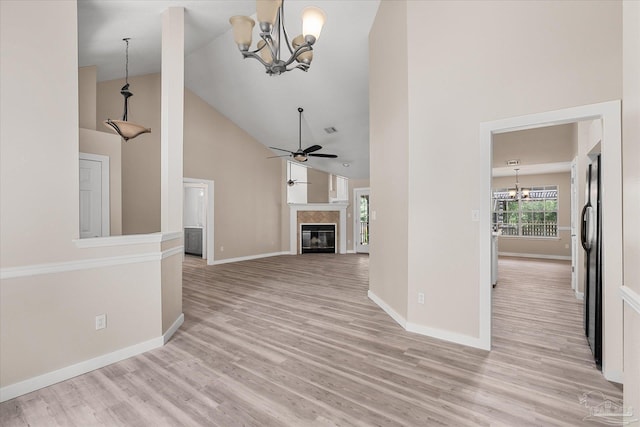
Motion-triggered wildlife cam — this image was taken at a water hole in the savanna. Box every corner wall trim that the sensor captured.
[0,336,164,403]
[575,291,584,300]
[1,246,184,280]
[162,246,185,259]
[367,290,407,329]
[211,251,290,265]
[620,286,640,314]
[163,313,184,344]
[498,252,572,261]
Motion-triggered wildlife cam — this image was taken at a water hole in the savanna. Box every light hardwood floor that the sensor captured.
[0,255,622,426]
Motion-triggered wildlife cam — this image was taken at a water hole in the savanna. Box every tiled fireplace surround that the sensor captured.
[289,203,348,254]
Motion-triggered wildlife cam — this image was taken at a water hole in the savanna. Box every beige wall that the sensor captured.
[0,0,171,392]
[79,128,123,236]
[97,74,285,259]
[307,168,330,203]
[369,0,409,320]
[97,74,161,235]
[493,123,575,166]
[371,1,621,340]
[623,0,640,421]
[493,172,571,258]
[183,87,284,260]
[78,66,97,130]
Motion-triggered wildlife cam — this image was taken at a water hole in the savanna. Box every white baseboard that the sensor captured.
[367,290,407,328]
[575,291,584,300]
[211,251,290,265]
[603,369,624,384]
[368,290,487,351]
[0,336,164,403]
[405,322,487,351]
[163,313,184,344]
[498,252,572,261]
[346,250,356,254]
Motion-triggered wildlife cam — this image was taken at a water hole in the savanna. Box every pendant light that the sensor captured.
[103,38,151,141]
[509,168,530,200]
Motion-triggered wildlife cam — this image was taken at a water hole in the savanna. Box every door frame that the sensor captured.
[79,152,110,237]
[479,100,622,382]
[353,187,370,253]
[183,178,214,265]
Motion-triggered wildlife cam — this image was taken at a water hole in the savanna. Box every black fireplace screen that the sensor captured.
[301,224,336,254]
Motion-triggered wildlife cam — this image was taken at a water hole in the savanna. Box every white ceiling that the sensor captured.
[78,0,380,179]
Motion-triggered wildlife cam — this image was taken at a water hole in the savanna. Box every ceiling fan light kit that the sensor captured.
[229,0,326,75]
[103,38,151,141]
[268,107,337,162]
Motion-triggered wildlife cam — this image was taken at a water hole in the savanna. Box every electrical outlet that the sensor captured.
[471,210,480,222]
[95,314,106,330]
[220,246,224,252]
[418,292,425,304]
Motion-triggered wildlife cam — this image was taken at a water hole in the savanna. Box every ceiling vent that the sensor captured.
[506,159,520,166]
[324,126,338,134]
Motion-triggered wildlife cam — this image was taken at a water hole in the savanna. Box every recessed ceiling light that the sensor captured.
[324,126,338,134]
[342,162,350,167]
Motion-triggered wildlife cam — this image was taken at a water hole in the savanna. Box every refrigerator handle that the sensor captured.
[581,204,592,251]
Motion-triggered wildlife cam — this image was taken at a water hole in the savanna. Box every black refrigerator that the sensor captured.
[581,154,602,368]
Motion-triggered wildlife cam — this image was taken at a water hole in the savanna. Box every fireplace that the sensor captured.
[289,203,348,254]
[301,224,336,254]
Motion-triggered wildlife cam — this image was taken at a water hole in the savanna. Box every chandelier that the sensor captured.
[229,0,326,75]
[103,38,151,141]
[509,168,530,200]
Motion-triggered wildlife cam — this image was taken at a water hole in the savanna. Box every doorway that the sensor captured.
[354,188,370,254]
[479,101,622,383]
[183,178,215,265]
[79,152,110,238]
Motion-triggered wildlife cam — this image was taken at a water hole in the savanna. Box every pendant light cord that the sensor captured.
[124,37,130,85]
[121,38,132,121]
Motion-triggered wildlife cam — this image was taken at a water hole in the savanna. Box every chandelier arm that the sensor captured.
[260,34,279,64]
[286,63,310,73]
[281,44,313,68]
[240,50,271,68]
[279,1,295,56]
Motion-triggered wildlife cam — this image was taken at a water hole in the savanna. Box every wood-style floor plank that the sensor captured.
[0,254,622,426]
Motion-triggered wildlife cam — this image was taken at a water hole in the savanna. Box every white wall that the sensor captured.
[622,0,640,422]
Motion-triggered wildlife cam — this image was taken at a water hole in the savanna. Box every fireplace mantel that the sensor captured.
[289,203,348,254]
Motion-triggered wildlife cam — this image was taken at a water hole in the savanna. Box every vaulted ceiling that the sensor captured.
[78,0,381,179]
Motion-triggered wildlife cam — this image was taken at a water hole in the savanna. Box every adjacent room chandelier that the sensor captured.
[229,0,326,75]
[509,168,530,200]
[103,38,151,141]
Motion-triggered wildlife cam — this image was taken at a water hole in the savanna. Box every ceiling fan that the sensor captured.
[286,161,311,187]
[269,107,338,162]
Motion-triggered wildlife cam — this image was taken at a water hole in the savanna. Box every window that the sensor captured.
[492,186,558,237]
[329,174,349,202]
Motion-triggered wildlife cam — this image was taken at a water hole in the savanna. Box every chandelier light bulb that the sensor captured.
[302,6,326,42]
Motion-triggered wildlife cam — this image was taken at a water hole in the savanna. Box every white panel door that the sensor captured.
[79,159,103,238]
[354,188,370,253]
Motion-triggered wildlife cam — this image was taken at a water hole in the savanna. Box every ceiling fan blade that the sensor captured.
[267,154,291,159]
[269,146,294,154]
[303,144,322,154]
[308,153,338,158]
